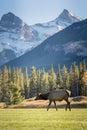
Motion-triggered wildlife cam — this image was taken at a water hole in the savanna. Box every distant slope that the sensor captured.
[2,19,87,71]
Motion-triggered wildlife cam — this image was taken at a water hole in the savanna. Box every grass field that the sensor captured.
[0,109,87,130]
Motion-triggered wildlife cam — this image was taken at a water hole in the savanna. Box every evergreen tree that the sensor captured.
[56,65,63,88]
[48,66,56,90]
[16,68,20,86]
[18,68,24,97]
[75,65,79,96]
[82,71,87,96]
[36,69,49,93]
[29,67,37,97]
[5,83,23,105]
[43,72,49,92]
[11,67,17,84]
[79,61,86,95]
[1,66,9,102]
[69,62,79,96]
[8,67,11,84]
[0,71,2,101]
[82,60,86,72]
[39,69,46,93]
[24,67,29,98]
[36,70,41,93]
[62,65,69,89]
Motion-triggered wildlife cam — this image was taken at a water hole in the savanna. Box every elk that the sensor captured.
[35,89,71,111]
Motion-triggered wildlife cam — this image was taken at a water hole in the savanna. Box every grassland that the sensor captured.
[0,109,87,130]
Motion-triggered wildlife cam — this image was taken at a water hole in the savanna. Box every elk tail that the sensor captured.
[66,90,71,97]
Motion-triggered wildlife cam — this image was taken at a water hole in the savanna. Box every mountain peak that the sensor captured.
[5,12,15,16]
[57,9,80,24]
[62,9,69,15]
[58,9,70,19]
[0,12,23,28]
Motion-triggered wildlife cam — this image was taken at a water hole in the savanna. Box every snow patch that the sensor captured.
[63,41,87,56]
[0,31,40,57]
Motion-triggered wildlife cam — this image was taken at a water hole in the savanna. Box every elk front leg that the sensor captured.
[47,100,52,111]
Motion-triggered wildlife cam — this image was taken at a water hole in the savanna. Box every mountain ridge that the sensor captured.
[0,9,81,66]
[2,19,87,71]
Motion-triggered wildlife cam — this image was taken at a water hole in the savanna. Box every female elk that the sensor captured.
[35,89,71,111]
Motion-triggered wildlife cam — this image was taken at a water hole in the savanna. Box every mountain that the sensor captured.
[32,9,81,42]
[0,12,39,66]
[3,19,87,71]
[0,9,81,66]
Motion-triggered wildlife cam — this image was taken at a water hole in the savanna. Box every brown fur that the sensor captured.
[35,92,49,100]
[40,93,49,100]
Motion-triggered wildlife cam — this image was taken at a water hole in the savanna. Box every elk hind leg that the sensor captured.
[53,101,57,111]
[64,98,71,111]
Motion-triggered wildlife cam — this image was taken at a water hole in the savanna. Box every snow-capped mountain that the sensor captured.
[32,9,81,42]
[0,12,39,56]
[0,12,40,66]
[3,19,87,71]
[0,9,81,66]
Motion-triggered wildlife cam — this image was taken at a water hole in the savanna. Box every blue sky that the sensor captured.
[0,0,87,25]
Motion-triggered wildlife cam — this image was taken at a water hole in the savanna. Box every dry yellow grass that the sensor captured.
[0,96,87,108]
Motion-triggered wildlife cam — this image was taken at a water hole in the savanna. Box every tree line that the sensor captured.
[0,61,87,105]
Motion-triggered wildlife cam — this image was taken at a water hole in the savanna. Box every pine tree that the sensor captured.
[1,66,9,102]
[29,67,37,97]
[11,67,17,84]
[62,65,69,89]
[43,72,49,92]
[56,65,63,88]
[82,60,86,72]
[48,66,56,91]
[24,67,29,98]
[82,71,87,96]
[5,83,23,105]
[36,70,41,93]
[40,69,49,93]
[18,68,24,97]
[36,69,49,93]
[0,70,2,101]
[39,69,45,93]
[79,61,86,95]
[69,62,79,96]
[75,65,79,96]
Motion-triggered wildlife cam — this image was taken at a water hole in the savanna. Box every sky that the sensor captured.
[0,0,87,25]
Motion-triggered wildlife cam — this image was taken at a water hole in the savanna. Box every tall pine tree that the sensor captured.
[1,66,9,102]
[69,62,79,96]
[29,67,37,97]
[62,65,69,89]
[79,61,86,95]
[56,65,63,88]
[24,67,30,98]
[82,71,87,96]
[48,66,56,90]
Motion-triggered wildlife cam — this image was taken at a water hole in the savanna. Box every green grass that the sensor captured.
[0,109,87,130]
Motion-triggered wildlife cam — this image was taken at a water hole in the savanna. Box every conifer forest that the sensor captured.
[0,61,87,105]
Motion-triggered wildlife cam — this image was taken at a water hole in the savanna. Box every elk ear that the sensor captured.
[39,93,41,96]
